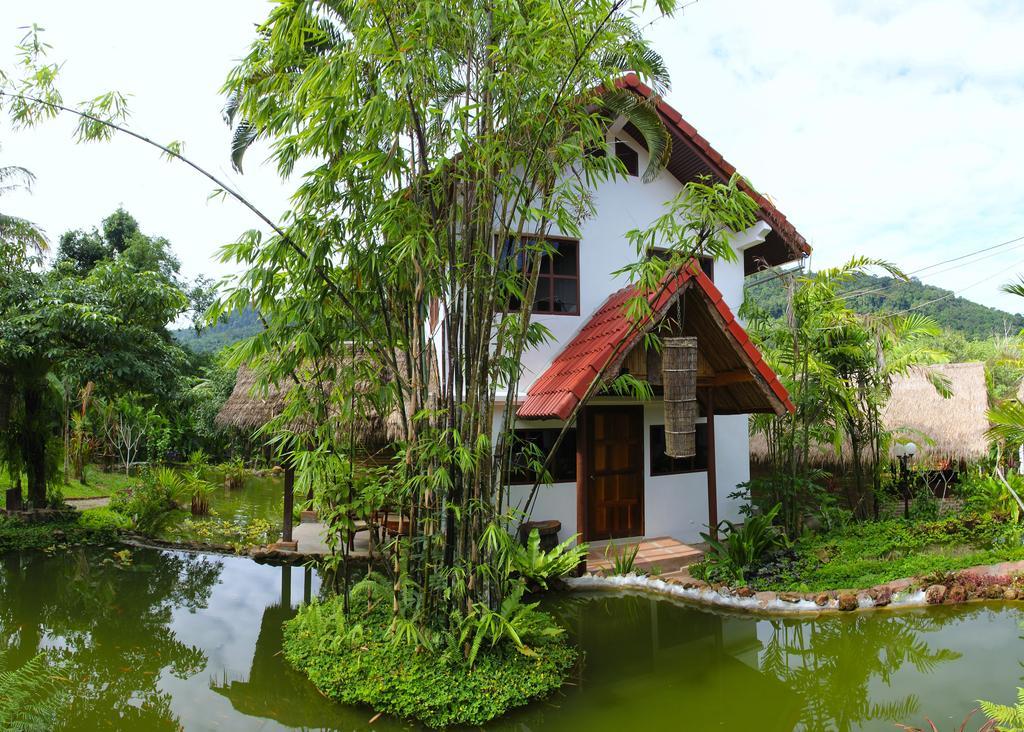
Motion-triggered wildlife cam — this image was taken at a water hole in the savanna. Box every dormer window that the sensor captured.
[615,139,639,177]
[504,237,580,315]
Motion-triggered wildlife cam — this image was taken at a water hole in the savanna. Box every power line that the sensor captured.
[746,230,1024,306]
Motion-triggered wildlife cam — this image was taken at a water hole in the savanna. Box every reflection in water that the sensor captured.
[2,547,1023,731]
[0,548,222,730]
[758,613,962,732]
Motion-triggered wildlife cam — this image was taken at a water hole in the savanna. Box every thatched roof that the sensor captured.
[214,363,406,449]
[750,362,991,466]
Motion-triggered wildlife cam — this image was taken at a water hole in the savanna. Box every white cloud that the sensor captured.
[651,0,1024,313]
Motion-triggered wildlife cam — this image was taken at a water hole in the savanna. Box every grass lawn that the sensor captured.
[2,465,135,500]
[744,512,1024,592]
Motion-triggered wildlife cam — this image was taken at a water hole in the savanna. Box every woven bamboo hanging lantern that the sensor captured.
[662,336,698,458]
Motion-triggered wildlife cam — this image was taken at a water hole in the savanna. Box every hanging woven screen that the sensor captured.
[662,336,698,458]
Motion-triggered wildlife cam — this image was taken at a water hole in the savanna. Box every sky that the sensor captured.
[2,0,1024,313]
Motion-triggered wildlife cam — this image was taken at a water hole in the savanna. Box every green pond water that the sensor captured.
[156,472,286,544]
[3,546,1024,731]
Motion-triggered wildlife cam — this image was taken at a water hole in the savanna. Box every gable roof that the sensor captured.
[614,74,810,270]
[517,265,794,421]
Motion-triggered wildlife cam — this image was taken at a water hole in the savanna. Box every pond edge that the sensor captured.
[567,559,1024,616]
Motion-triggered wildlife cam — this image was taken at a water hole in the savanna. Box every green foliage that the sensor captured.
[747,511,1024,592]
[78,506,131,531]
[0,513,122,552]
[0,652,66,732]
[108,467,178,532]
[956,471,1024,521]
[745,258,948,524]
[283,594,576,729]
[484,524,586,589]
[699,503,786,583]
[980,688,1024,731]
[603,541,640,576]
[458,585,564,667]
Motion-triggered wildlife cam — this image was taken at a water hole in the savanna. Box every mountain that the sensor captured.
[173,307,262,354]
[744,272,1024,341]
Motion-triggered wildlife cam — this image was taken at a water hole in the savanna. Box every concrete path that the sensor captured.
[291,519,372,557]
[66,497,111,511]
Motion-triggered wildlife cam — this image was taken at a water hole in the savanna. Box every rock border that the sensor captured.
[568,559,1024,615]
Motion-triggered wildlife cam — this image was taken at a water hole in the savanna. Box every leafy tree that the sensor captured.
[101,206,139,254]
[744,258,946,530]
[54,228,109,274]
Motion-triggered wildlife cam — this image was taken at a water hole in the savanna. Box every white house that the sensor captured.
[499,74,807,547]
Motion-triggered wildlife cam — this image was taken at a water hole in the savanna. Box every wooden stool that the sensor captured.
[519,520,561,551]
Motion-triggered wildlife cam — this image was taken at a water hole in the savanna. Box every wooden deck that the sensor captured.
[586,536,705,575]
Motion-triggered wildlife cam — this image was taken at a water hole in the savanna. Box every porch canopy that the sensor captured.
[517,264,793,421]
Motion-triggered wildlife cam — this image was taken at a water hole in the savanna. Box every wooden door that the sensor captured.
[585,406,644,540]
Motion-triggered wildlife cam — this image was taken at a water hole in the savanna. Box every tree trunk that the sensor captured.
[22,382,47,507]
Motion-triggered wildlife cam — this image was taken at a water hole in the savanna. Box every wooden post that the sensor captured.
[706,389,718,541]
[576,408,589,574]
[280,564,292,608]
[282,455,295,543]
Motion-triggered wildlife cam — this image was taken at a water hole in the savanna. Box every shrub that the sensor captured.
[0,514,121,553]
[283,595,576,728]
[78,506,131,531]
[109,468,178,532]
[698,503,786,583]
[746,511,1024,592]
[485,525,586,588]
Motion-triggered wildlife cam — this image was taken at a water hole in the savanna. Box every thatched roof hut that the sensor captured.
[215,364,406,450]
[750,362,990,467]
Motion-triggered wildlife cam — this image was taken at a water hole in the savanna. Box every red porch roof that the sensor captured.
[517,266,794,421]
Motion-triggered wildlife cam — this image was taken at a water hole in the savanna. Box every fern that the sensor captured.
[0,652,66,732]
[980,688,1024,731]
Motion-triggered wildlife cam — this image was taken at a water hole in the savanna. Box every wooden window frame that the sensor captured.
[505,234,581,316]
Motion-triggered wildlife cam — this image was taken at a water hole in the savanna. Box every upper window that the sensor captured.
[509,428,577,484]
[505,238,580,315]
[650,423,709,476]
[615,139,639,177]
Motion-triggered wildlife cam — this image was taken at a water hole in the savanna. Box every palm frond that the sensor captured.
[987,399,1024,444]
[230,121,258,174]
[600,89,671,183]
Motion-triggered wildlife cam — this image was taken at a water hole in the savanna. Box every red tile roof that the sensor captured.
[613,73,811,259]
[516,266,794,420]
